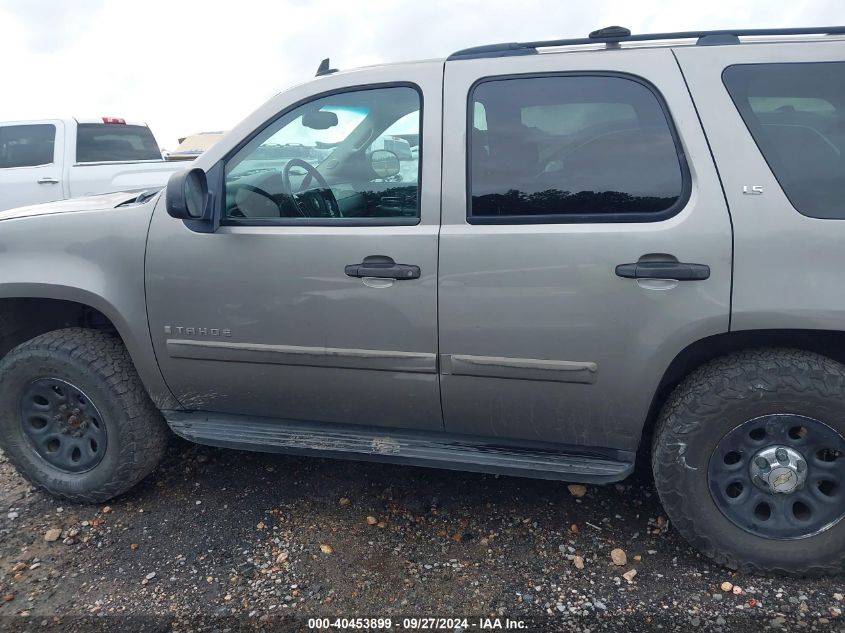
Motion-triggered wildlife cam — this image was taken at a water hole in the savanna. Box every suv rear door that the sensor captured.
[438,48,732,453]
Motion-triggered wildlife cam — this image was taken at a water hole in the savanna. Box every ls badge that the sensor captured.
[743,185,764,195]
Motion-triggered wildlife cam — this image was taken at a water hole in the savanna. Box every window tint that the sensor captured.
[76,124,162,162]
[0,124,55,168]
[723,62,845,219]
[469,75,685,222]
[225,86,421,223]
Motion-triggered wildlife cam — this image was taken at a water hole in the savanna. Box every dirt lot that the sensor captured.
[1,439,843,632]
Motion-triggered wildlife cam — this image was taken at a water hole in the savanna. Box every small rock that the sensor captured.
[7,512,18,520]
[610,548,627,566]
[145,572,156,581]
[44,529,62,542]
[11,562,26,573]
[831,607,842,618]
[130,544,138,551]
[720,581,733,592]
[2,594,13,603]
[570,524,579,534]
[835,593,844,602]
[366,516,378,525]
[573,556,584,570]
[819,618,830,625]
[319,544,333,555]
[256,521,265,530]
[633,555,642,562]
[622,569,637,582]
[567,484,587,498]
[732,585,744,595]
[101,506,112,514]
[276,552,289,564]
[377,521,386,529]
[339,497,350,507]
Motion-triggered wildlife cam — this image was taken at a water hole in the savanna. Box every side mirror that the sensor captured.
[369,149,400,179]
[302,110,338,130]
[166,168,211,220]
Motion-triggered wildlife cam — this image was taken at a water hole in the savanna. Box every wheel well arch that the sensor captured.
[0,297,121,360]
[640,329,845,457]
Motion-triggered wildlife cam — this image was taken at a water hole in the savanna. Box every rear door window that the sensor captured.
[468,74,687,223]
[723,62,845,219]
[0,124,56,168]
[76,124,162,162]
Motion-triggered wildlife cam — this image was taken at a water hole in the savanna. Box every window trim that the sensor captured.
[218,81,424,228]
[721,61,845,221]
[465,71,691,225]
[0,123,57,170]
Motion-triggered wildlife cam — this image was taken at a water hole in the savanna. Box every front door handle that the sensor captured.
[616,261,710,281]
[345,255,420,280]
[37,177,59,185]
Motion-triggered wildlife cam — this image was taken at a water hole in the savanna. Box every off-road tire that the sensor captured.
[0,328,170,503]
[652,348,845,576]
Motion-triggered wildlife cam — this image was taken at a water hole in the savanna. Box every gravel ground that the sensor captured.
[1,439,843,632]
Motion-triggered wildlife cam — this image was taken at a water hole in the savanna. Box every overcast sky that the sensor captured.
[0,0,840,151]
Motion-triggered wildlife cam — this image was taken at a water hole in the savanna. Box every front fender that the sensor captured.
[0,200,178,409]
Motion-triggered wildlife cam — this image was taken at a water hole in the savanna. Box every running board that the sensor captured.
[165,412,634,483]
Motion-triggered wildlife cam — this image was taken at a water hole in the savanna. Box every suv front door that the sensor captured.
[145,65,443,431]
[439,49,733,453]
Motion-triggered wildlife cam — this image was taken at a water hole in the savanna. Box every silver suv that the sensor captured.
[1,25,844,576]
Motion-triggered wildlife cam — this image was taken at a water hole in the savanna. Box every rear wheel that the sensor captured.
[0,328,170,503]
[653,348,845,575]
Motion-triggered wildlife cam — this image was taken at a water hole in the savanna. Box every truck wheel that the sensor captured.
[653,348,845,575]
[0,328,170,503]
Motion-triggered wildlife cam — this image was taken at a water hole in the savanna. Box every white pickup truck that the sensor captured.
[0,118,185,212]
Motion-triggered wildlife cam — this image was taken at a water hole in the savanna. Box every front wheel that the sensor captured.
[0,328,170,503]
[653,348,845,575]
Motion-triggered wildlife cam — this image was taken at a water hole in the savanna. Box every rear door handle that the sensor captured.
[345,255,420,280]
[37,177,59,185]
[616,261,710,281]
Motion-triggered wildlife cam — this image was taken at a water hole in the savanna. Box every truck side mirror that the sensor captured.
[166,168,211,220]
[369,149,401,180]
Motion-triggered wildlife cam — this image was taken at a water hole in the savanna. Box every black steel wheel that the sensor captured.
[0,328,170,503]
[20,378,108,473]
[708,414,845,540]
[653,348,845,575]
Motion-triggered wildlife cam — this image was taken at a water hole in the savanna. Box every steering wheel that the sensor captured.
[282,159,341,218]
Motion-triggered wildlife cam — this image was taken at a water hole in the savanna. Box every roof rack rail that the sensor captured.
[447,25,845,60]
